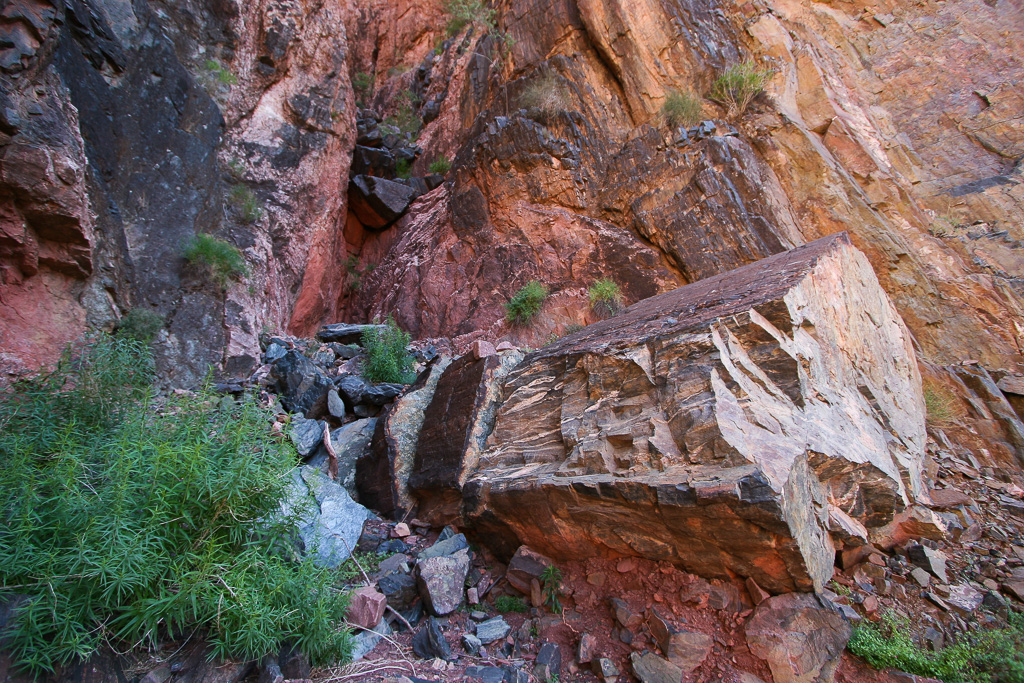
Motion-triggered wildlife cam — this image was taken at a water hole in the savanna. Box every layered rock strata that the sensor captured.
[450,233,925,593]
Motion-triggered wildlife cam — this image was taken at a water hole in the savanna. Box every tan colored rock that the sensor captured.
[464,234,925,593]
[745,593,851,683]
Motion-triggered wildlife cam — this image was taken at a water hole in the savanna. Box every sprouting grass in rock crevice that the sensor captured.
[0,334,352,676]
[505,280,548,326]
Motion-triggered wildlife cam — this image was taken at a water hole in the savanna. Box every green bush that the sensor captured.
[662,89,703,128]
[849,610,1024,683]
[710,61,773,116]
[202,59,237,86]
[444,0,496,36]
[0,335,352,676]
[429,156,452,174]
[494,595,528,613]
[588,278,623,317]
[115,308,165,344]
[183,233,249,289]
[362,315,416,384]
[229,184,263,223]
[352,71,374,95]
[505,281,548,326]
[520,71,571,114]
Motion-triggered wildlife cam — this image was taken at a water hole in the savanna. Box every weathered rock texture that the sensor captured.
[459,234,925,593]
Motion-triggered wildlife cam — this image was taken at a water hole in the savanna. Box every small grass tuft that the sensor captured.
[229,185,263,223]
[505,281,548,326]
[362,315,416,384]
[520,71,571,114]
[924,380,966,427]
[183,234,249,290]
[589,278,623,318]
[494,595,528,613]
[662,89,703,128]
[428,156,452,174]
[710,61,774,116]
[115,308,164,344]
[202,58,236,86]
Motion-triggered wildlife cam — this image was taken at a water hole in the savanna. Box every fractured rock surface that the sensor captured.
[463,233,926,593]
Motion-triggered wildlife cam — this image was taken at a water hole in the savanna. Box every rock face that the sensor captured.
[463,234,925,593]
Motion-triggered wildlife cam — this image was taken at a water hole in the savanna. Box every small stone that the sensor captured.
[467,587,480,604]
[862,595,879,614]
[140,666,171,683]
[476,616,511,644]
[418,533,469,560]
[462,633,482,655]
[910,567,932,587]
[592,657,620,682]
[577,633,598,664]
[496,341,516,351]
[470,610,489,621]
[377,571,418,611]
[327,389,346,418]
[534,642,562,681]
[611,598,642,629]
[506,546,554,595]
[392,523,411,537]
[411,617,453,661]
[647,608,712,672]
[531,578,543,607]
[464,666,505,683]
[908,545,949,582]
[745,577,770,606]
[289,418,325,458]
[616,557,638,572]
[630,651,683,683]
[417,551,470,615]
[348,586,387,629]
[587,572,607,587]
[471,340,496,359]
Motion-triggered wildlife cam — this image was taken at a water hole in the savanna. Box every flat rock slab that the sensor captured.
[463,233,926,593]
[475,616,511,644]
[316,323,386,344]
[744,593,851,683]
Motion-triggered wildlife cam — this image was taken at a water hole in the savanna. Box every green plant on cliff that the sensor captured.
[362,315,416,384]
[505,280,548,326]
[229,184,264,223]
[710,61,774,116]
[115,308,165,344]
[849,609,1024,683]
[429,156,452,174]
[0,335,352,676]
[588,278,623,318]
[202,58,237,86]
[382,90,421,137]
[183,233,249,290]
[540,565,563,613]
[662,89,703,128]
[443,0,496,36]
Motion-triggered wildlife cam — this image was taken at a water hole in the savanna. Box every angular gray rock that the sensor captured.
[350,617,391,662]
[289,417,325,458]
[744,593,851,683]
[463,234,927,593]
[418,533,469,561]
[475,616,511,644]
[417,550,470,616]
[308,418,377,499]
[412,616,453,661]
[908,545,948,582]
[348,175,417,229]
[316,323,387,344]
[282,466,375,568]
[270,351,334,419]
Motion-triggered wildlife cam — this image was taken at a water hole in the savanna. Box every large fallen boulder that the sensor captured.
[282,466,375,568]
[459,233,925,593]
[348,175,416,230]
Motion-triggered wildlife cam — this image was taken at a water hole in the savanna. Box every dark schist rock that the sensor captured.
[269,350,333,419]
[348,175,416,229]
[463,234,927,594]
[316,323,386,344]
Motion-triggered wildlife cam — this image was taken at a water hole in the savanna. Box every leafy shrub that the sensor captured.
[710,61,773,116]
[662,89,703,128]
[444,0,496,36]
[202,59,236,86]
[395,158,412,179]
[362,315,416,384]
[115,308,165,344]
[849,610,1024,683]
[540,565,562,613]
[229,184,263,223]
[589,278,623,317]
[520,72,571,114]
[0,335,352,676]
[183,234,249,289]
[505,281,548,326]
[494,595,528,613]
[429,156,452,174]
[352,71,374,95]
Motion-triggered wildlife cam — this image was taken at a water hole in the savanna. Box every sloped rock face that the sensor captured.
[462,234,925,593]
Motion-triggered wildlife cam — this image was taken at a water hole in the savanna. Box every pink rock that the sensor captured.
[467,587,479,604]
[472,339,496,360]
[392,522,411,537]
[495,341,516,352]
[348,586,386,630]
